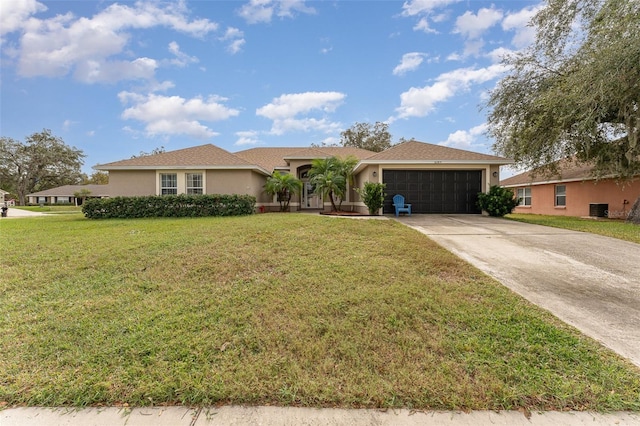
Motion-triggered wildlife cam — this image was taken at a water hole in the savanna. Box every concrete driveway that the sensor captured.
[396,214,640,368]
[1,207,46,218]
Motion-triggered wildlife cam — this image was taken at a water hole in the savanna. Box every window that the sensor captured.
[56,197,70,204]
[160,173,178,195]
[555,185,566,206]
[186,173,203,194]
[517,187,531,206]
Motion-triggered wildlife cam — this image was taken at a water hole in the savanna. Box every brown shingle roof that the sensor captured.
[501,158,597,187]
[97,144,254,169]
[366,140,510,162]
[27,184,111,197]
[234,147,300,173]
[235,146,376,173]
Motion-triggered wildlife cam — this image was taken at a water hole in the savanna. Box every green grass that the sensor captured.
[507,214,640,244]
[15,205,82,214]
[1,214,639,411]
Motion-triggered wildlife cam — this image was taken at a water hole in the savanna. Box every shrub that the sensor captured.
[477,185,519,217]
[356,182,386,215]
[82,194,256,219]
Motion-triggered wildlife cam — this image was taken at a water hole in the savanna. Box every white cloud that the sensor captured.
[391,64,507,120]
[234,130,260,146]
[238,0,316,24]
[74,57,158,84]
[502,5,541,49]
[447,7,503,59]
[150,80,176,92]
[168,41,199,67]
[62,119,77,131]
[393,52,427,76]
[14,1,217,83]
[227,39,246,55]
[220,27,245,54]
[401,0,459,33]
[118,92,240,139]
[0,0,47,36]
[256,91,345,135]
[454,7,503,39]
[413,17,438,34]
[401,0,460,16]
[486,47,515,64]
[439,123,488,149]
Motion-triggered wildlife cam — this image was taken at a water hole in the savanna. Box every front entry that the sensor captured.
[302,181,322,209]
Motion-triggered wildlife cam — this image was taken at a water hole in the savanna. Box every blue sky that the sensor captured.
[1,0,540,174]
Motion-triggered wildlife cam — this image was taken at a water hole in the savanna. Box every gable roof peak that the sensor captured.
[97,143,255,169]
[367,140,510,163]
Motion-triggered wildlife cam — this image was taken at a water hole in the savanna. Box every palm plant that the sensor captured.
[333,156,358,210]
[308,157,347,212]
[264,171,303,212]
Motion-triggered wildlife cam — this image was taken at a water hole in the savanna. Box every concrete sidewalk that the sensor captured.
[2,406,640,425]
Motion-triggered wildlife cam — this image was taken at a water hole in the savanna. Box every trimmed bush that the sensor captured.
[356,182,386,215]
[82,194,256,219]
[477,185,519,217]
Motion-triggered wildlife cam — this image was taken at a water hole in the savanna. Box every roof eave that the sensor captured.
[502,176,599,187]
[96,164,270,175]
[353,159,513,173]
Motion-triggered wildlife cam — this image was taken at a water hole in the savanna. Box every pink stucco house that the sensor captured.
[501,159,640,219]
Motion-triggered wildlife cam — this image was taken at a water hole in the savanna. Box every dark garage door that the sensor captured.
[383,170,482,214]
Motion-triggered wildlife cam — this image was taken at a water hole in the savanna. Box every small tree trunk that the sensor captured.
[627,196,640,224]
[328,191,338,211]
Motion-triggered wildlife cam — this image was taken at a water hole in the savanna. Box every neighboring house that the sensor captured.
[95,141,511,214]
[26,184,111,206]
[0,189,8,205]
[501,158,640,218]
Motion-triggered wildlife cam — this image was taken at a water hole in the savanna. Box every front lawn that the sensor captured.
[507,214,640,244]
[1,214,639,410]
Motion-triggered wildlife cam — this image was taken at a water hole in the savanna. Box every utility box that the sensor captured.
[589,203,608,217]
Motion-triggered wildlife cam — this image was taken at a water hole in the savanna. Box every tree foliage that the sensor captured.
[131,146,165,158]
[0,129,85,205]
[486,0,640,180]
[340,122,392,152]
[83,171,109,185]
[308,156,357,211]
[264,171,303,212]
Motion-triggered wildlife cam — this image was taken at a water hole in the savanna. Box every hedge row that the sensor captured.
[82,194,256,219]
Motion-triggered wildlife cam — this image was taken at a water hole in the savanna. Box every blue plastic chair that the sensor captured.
[393,194,411,217]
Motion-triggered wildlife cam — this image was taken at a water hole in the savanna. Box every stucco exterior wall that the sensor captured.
[109,170,156,196]
[510,179,640,218]
[206,169,259,196]
[250,171,271,203]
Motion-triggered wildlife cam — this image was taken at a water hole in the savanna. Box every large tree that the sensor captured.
[486,0,639,180]
[340,121,392,152]
[0,129,85,205]
[83,171,109,185]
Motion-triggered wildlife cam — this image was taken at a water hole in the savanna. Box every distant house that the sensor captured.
[501,159,640,218]
[95,141,511,214]
[26,184,111,206]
